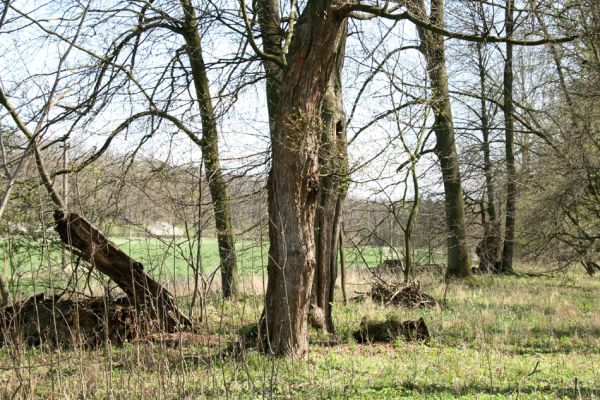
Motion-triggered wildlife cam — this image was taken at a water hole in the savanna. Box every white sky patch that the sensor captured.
[0,0,558,205]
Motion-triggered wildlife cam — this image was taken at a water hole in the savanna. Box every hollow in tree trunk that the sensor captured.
[261,1,348,358]
[311,22,348,333]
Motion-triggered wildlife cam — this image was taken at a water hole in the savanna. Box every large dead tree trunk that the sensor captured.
[53,211,192,332]
[180,0,239,298]
[261,0,348,358]
[408,0,472,279]
[311,22,348,333]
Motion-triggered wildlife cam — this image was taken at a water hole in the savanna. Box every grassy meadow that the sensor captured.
[0,234,443,298]
[0,261,599,399]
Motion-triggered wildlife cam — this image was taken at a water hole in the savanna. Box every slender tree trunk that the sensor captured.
[403,165,420,282]
[180,0,238,298]
[311,23,348,333]
[0,276,8,306]
[261,1,347,357]
[61,141,69,271]
[339,226,347,305]
[408,0,472,279]
[190,162,205,319]
[501,0,516,273]
[475,40,501,273]
[257,0,283,126]
[533,8,574,113]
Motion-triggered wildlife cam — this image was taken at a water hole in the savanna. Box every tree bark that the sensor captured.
[260,0,348,357]
[311,23,348,333]
[256,0,349,343]
[339,226,347,305]
[501,0,516,274]
[403,164,420,282]
[180,0,239,298]
[475,38,501,273]
[53,211,192,332]
[0,276,8,307]
[407,0,472,278]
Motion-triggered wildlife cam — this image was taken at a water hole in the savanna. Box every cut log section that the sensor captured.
[53,210,193,332]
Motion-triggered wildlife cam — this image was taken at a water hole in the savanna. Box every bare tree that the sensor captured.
[470,1,501,273]
[0,2,193,330]
[405,0,472,278]
[253,0,349,334]
[179,0,239,298]
[500,0,516,273]
[243,0,349,357]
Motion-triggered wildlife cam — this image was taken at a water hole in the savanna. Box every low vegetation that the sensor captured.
[1,267,598,399]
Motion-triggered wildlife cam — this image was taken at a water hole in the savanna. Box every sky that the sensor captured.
[0,0,555,203]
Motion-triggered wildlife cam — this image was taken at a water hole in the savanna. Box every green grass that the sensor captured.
[0,267,599,399]
[1,234,441,294]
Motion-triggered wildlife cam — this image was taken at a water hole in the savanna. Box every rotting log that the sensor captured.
[0,294,138,347]
[53,210,193,332]
[353,316,430,343]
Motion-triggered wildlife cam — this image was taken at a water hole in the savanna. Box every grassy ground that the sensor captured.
[0,235,444,296]
[0,267,599,399]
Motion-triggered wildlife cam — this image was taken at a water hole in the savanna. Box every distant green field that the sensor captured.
[0,234,445,294]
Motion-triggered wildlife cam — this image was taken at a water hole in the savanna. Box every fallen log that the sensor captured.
[0,294,138,347]
[353,316,430,343]
[53,210,192,332]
